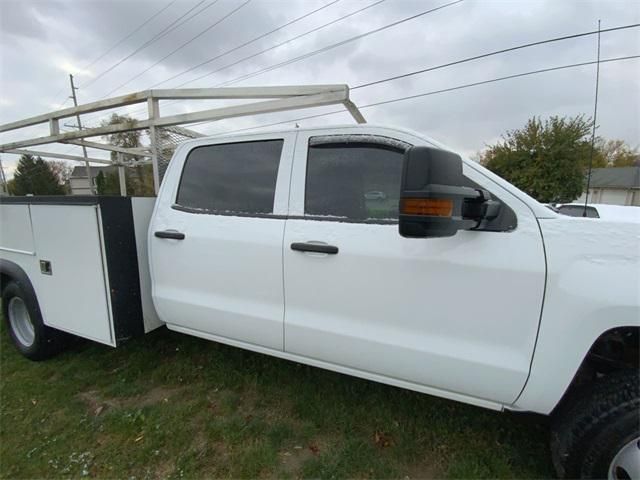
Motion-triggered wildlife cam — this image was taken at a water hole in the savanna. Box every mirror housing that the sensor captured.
[399,146,499,238]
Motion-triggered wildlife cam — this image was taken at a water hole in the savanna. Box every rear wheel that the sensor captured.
[551,370,639,479]
[2,281,67,360]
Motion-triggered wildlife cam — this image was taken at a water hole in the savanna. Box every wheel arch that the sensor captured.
[0,259,42,318]
[552,326,639,414]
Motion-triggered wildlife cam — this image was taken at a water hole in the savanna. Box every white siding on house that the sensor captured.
[576,188,640,206]
[69,177,94,195]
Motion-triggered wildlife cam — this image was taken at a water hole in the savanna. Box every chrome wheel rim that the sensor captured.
[609,437,640,480]
[8,297,35,347]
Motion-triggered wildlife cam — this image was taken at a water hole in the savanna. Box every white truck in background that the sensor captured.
[1,124,638,479]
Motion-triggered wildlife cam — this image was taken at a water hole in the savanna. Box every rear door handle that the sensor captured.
[154,230,185,240]
[291,242,338,254]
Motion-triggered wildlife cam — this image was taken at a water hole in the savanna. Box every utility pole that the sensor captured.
[69,74,95,194]
[0,155,8,195]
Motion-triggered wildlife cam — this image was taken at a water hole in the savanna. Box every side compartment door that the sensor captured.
[149,133,296,350]
[283,129,546,404]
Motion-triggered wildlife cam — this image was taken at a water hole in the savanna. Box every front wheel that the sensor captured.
[551,370,639,479]
[2,281,67,360]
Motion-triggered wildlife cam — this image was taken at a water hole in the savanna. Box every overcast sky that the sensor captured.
[1,0,639,178]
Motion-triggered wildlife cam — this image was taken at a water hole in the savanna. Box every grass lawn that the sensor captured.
[0,323,554,479]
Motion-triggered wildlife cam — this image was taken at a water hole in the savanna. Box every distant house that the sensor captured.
[576,167,640,206]
[69,166,116,195]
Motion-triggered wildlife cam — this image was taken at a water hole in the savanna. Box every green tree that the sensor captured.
[100,114,155,196]
[101,113,142,163]
[595,139,640,167]
[48,160,73,193]
[6,178,16,195]
[95,169,127,195]
[12,154,66,195]
[480,116,597,203]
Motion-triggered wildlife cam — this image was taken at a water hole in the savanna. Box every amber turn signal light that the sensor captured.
[400,198,453,217]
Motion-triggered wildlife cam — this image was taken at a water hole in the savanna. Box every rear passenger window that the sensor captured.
[176,140,283,214]
[305,140,405,221]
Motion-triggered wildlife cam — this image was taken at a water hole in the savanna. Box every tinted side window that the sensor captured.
[306,142,404,221]
[304,137,517,230]
[176,140,283,214]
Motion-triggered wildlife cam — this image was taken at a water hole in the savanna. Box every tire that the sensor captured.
[551,370,639,479]
[2,280,67,360]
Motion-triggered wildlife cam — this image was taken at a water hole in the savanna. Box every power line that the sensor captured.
[149,0,344,89]
[85,19,640,127]
[194,55,639,134]
[103,0,252,98]
[48,0,177,104]
[212,20,637,89]
[169,0,387,89]
[84,0,383,125]
[352,22,640,90]
[210,0,465,87]
[101,0,446,120]
[83,0,178,70]
[82,0,214,89]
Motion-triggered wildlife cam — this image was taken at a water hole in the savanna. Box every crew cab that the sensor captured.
[1,124,638,479]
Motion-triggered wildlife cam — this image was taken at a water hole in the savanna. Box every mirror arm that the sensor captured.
[462,189,501,228]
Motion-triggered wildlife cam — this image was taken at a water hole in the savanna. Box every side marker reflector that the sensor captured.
[401,198,453,217]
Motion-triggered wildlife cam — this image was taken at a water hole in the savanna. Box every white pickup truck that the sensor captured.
[1,124,638,479]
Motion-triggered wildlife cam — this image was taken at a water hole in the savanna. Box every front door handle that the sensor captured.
[154,230,185,240]
[291,242,338,254]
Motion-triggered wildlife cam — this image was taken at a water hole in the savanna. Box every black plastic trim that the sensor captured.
[289,215,398,225]
[172,204,288,219]
[291,242,339,254]
[154,230,185,240]
[97,197,145,345]
[0,195,99,206]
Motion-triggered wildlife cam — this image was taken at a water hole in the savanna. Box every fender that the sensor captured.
[513,217,640,413]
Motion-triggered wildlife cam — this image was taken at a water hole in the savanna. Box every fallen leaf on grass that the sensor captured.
[374,431,392,448]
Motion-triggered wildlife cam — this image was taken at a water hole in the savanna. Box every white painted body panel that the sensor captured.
[513,217,640,413]
[168,323,504,411]
[131,197,163,333]
[148,132,298,351]
[283,127,546,404]
[149,125,551,409]
[1,200,161,345]
[0,204,35,255]
[2,204,116,345]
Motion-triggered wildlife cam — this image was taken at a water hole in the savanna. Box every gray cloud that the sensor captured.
[1,0,639,177]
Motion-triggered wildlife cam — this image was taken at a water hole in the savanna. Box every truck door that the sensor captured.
[149,133,296,350]
[283,128,546,404]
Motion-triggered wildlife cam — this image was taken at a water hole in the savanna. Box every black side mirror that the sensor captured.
[399,146,500,238]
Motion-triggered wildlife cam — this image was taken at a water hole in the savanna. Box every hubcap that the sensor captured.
[7,297,35,347]
[609,437,640,480]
